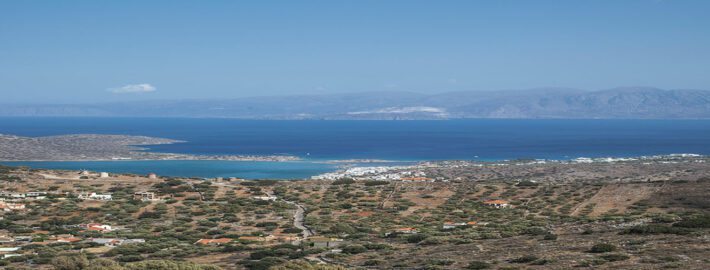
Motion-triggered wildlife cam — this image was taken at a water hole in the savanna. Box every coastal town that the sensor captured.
[0,154,708,269]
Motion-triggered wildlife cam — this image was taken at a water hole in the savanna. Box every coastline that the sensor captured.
[0,133,300,162]
[310,153,708,180]
[3,153,706,180]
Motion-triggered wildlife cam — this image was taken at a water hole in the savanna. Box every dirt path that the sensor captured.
[38,173,81,180]
[379,183,398,209]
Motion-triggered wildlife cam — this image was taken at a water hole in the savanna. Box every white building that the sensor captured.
[253,196,277,201]
[78,193,113,201]
[133,192,158,201]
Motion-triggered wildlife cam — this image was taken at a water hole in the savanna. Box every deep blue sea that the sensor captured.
[1,117,710,179]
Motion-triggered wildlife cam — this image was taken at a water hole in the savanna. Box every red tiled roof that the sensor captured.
[483,199,508,204]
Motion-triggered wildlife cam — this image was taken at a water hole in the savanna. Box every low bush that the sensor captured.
[509,255,538,263]
[543,232,558,240]
[332,178,355,185]
[623,224,692,235]
[674,215,710,228]
[600,253,630,262]
[363,180,389,186]
[589,243,616,253]
[466,261,491,269]
[406,234,427,243]
[342,244,367,254]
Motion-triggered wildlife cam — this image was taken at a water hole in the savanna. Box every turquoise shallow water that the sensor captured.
[0,160,339,180]
[2,117,710,179]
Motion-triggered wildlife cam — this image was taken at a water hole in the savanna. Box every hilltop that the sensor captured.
[1,87,710,119]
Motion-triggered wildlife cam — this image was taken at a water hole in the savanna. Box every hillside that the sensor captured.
[1,87,710,119]
[0,157,708,269]
[0,134,297,161]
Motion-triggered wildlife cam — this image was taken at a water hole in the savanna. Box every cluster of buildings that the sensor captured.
[0,192,51,211]
[75,191,162,202]
[483,199,510,208]
[442,221,478,229]
[78,171,159,179]
[133,192,158,201]
[0,202,25,211]
[78,192,113,201]
[0,191,48,200]
[0,225,145,259]
[252,195,278,201]
[311,165,432,181]
[195,234,311,246]
[89,238,145,247]
[80,223,115,233]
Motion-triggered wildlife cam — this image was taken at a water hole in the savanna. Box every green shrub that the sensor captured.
[332,178,355,185]
[406,234,427,243]
[623,224,692,235]
[523,227,547,236]
[674,215,710,228]
[118,255,144,262]
[543,232,557,240]
[466,261,491,269]
[342,244,367,254]
[509,255,538,263]
[363,180,389,186]
[590,243,616,253]
[530,258,550,265]
[600,253,630,262]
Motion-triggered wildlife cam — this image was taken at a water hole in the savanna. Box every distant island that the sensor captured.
[1,87,710,119]
[0,134,299,162]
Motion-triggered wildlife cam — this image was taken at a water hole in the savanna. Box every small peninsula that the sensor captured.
[0,134,299,162]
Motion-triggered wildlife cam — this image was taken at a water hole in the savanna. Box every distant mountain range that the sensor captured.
[2,87,710,119]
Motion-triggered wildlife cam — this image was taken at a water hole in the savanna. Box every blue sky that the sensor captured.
[1,0,709,103]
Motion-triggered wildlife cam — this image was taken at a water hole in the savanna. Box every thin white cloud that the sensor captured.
[107,83,156,94]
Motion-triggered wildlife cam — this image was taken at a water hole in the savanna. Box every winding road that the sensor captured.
[288,201,315,238]
[263,189,315,239]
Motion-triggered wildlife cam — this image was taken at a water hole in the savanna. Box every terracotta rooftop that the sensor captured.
[483,199,509,204]
[195,238,232,245]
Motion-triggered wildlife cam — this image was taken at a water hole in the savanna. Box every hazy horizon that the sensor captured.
[2,1,710,103]
[1,86,707,106]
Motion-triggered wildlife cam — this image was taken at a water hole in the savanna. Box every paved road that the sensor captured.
[286,200,315,238]
[261,189,314,239]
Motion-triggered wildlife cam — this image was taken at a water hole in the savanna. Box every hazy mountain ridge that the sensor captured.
[2,87,709,119]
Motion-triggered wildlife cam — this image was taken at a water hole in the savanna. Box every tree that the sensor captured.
[51,254,89,270]
[87,259,123,270]
[342,244,367,254]
[125,260,222,270]
[269,261,353,270]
